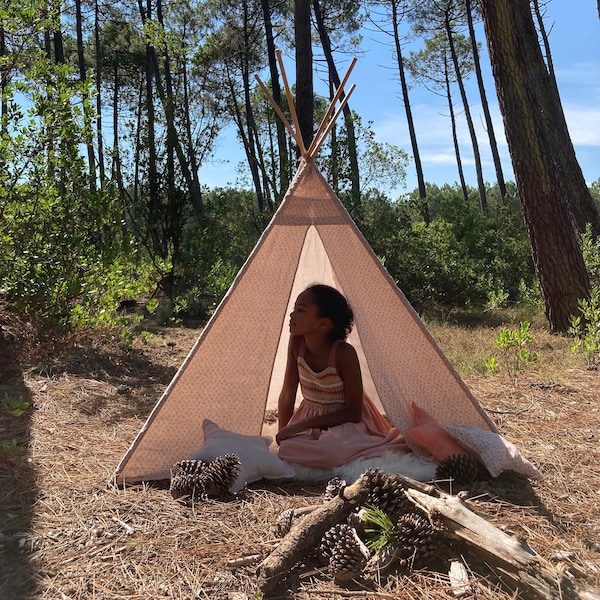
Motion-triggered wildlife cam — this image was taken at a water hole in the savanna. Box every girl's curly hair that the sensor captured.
[305,284,354,342]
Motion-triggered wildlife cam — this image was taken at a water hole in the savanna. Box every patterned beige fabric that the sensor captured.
[114,158,496,485]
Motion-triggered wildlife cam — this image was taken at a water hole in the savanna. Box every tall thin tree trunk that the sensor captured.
[75,0,96,190]
[139,0,161,257]
[261,0,289,201]
[156,0,177,221]
[391,0,428,223]
[479,0,590,332]
[0,26,7,130]
[239,0,266,211]
[112,60,124,192]
[133,78,142,204]
[94,0,106,186]
[312,0,360,212]
[53,24,65,63]
[138,1,202,215]
[295,0,313,151]
[465,0,505,198]
[445,57,468,202]
[181,49,202,217]
[444,12,487,211]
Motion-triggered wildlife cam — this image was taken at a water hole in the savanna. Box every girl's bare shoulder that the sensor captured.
[335,340,358,362]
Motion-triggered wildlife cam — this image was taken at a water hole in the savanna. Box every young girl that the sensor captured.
[276,284,409,468]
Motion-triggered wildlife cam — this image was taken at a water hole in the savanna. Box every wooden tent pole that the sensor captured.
[308,84,356,158]
[276,50,307,155]
[254,75,298,142]
[307,57,357,157]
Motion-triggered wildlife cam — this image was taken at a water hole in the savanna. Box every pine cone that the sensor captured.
[170,459,208,500]
[325,525,370,581]
[436,453,481,484]
[275,508,295,537]
[394,512,437,568]
[362,467,386,487]
[323,476,346,502]
[200,453,241,497]
[319,523,354,563]
[365,472,411,519]
[367,543,401,573]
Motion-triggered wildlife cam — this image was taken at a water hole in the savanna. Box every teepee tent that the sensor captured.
[114,57,496,486]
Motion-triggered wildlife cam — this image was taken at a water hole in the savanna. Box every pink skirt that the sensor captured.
[277,395,410,468]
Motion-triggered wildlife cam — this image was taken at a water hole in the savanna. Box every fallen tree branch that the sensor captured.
[257,472,372,594]
[258,471,589,599]
[405,487,580,599]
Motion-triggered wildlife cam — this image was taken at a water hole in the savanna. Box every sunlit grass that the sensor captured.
[421,307,581,379]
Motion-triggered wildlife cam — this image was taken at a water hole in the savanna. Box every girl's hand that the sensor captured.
[276,419,308,444]
[275,424,294,444]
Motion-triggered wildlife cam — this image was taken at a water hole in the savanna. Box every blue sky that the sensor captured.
[200,2,600,197]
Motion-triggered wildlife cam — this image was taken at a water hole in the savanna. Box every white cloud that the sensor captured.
[563,105,600,146]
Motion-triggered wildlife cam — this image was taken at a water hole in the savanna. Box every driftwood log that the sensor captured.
[257,472,372,593]
[257,472,590,599]
[406,486,580,599]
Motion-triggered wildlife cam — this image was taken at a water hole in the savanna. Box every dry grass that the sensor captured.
[1,313,599,599]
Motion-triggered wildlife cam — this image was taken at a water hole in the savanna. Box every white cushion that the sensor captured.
[189,420,295,493]
[446,425,543,479]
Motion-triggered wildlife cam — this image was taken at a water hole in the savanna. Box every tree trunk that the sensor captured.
[445,57,468,202]
[94,0,106,187]
[295,0,313,151]
[312,0,360,214]
[158,0,177,200]
[392,0,428,221]
[532,0,600,237]
[181,46,202,217]
[478,0,590,332]
[444,13,487,211]
[112,60,124,194]
[75,0,96,190]
[262,0,289,201]
[141,12,203,217]
[53,18,65,64]
[138,0,161,257]
[0,26,7,130]
[465,0,506,199]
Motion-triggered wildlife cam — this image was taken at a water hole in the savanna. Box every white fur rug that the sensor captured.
[285,451,437,484]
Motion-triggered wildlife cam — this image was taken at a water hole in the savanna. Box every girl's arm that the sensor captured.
[276,342,363,441]
[277,336,300,432]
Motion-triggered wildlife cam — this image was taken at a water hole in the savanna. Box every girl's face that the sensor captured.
[289,291,326,337]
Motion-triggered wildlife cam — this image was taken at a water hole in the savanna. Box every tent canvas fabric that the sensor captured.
[114,157,496,485]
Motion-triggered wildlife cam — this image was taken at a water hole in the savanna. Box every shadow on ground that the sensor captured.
[0,376,36,600]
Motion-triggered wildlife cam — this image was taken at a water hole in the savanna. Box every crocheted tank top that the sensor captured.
[297,340,346,408]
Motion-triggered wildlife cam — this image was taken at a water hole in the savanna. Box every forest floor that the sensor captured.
[0,308,599,599]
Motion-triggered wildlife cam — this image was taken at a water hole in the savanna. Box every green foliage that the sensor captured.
[485,287,509,311]
[70,250,169,329]
[358,182,535,311]
[145,298,160,315]
[175,188,263,316]
[205,258,238,314]
[361,506,397,552]
[489,322,538,381]
[0,52,135,326]
[140,330,154,344]
[1,439,26,457]
[0,394,30,417]
[569,287,600,369]
[581,223,600,287]
[569,225,600,368]
[589,179,600,211]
